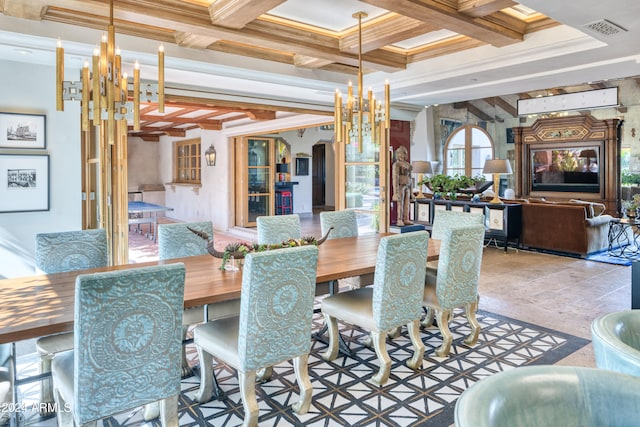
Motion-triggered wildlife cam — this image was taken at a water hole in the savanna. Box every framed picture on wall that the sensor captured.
[0,112,46,149]
[296,157,309,176]
[0,154,50,213]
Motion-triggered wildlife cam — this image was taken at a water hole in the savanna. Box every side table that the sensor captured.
[608,218,640,258]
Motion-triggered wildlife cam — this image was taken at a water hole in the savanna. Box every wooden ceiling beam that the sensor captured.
[340,15,439,54]
[293,55,334,68]
[174,31,218,49]
[485,96,517,117]
[42,0,406,71]
[208,0,286,29]
[199,122,223,130]
[162,129,187,137]
[453,101,495,122]
[2,0,47,20]
[360,0,523,47]
[139,134,161,142]
[246,110,276,120]
[458,0,517,18]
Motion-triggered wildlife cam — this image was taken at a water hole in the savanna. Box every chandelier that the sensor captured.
[334,12,390,153]
[55,0,165,143]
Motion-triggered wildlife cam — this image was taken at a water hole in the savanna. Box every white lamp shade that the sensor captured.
[411,161,432,174]
[483,159,512,174]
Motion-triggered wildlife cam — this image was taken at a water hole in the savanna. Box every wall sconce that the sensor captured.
[204,144,217,166]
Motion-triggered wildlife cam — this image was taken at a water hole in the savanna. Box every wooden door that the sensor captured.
[312,144,325,207]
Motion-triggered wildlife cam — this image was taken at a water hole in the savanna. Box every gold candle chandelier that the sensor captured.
[55,0,165,140]
[334,12,390,153]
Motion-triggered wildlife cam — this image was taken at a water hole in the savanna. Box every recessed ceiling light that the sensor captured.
[14,48,32,55]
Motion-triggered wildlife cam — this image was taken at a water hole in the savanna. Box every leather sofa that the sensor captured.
[520,200,612,256]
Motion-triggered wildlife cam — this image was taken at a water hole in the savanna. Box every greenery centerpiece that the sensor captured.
[419,174,488,200]
[188,226,333,270]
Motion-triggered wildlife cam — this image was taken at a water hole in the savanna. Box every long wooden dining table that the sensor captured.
[0,233,439,345]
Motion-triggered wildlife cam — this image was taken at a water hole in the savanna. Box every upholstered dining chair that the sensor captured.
[51,263,185,427]
[423,224,485,357]
[158,221,212,260]
[426,210,484,281]
[193,245,319,427]
[320,210,374,289]
[34,228,109,413]
[430,209,485,240]
[455,366,640,427]
[157,221,240,379]
[256,213,301,245]
[591,310,640,376]
[321,231,428,386]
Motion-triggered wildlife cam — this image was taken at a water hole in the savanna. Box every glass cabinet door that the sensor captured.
[237,137,274,227]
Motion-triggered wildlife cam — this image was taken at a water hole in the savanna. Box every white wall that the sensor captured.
[158,128,233,230]
[0,60,81,278]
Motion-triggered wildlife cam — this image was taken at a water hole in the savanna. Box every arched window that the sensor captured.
[444,124,494,178]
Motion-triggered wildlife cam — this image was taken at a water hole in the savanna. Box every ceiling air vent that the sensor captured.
[583,19,627,36]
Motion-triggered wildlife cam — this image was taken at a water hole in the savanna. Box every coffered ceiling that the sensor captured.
[1,0,640,139]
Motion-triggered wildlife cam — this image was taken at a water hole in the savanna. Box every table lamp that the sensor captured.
[483,159,512,204]
[412,161,432,199]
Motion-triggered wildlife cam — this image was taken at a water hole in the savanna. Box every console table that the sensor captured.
[414,198,522,251]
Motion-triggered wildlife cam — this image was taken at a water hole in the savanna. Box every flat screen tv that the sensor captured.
[531,145,600,193]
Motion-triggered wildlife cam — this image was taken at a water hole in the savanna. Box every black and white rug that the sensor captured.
[18,310,589,427]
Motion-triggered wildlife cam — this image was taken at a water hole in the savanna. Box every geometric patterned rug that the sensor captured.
[17,310,589,427]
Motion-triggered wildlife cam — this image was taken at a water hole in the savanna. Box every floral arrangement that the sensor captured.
[188,226,333,270]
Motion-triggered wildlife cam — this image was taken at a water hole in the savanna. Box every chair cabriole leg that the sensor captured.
[321,313,339,362]
[291,354,312,415]
[463,301,481,346]
[435,309,453,357]
[371,330,391,385]
[239,370,258,427]
[195,346,214,403]
[406,320,425,370]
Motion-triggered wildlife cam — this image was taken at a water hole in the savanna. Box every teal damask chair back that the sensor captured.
[423,224,485,357]
[321,231,428,385]
[158,221,212,260]
[35,229,108,274]
[430,210,484,240]
[158,220,239,384]
[34,229,108,414]
[51,263,186,426]
[320,210,358,239]
[256,214,301,245]
[193,245,319,427]
[591,310,640,377]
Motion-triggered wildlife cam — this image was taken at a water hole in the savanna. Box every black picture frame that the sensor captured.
[0,153,50,213]
[296,157,309,176]
[0,112,46,149]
